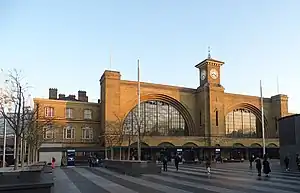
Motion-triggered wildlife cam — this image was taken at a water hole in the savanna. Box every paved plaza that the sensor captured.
[53,162,300,193]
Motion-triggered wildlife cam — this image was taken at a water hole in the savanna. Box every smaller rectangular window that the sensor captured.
[45,107,54,117]
[84,109,92,119]
[66,108,73,119]
[216,111,219,126]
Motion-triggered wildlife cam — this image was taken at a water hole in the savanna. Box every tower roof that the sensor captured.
[195,58,224,68]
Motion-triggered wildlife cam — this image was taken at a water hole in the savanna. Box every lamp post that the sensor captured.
[137,59,141,161]
[260,80,266,156]
[1,97,11,168]
[2,117,7,167]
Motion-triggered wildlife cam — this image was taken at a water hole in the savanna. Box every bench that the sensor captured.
[0,162,54,193]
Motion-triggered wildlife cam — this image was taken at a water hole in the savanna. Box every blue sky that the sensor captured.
[0,0,299,113]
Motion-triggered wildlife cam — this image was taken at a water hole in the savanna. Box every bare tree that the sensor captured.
[25,103,54,164]
[0,69,39,170]
[104,114,124,159]
[124,111,148,160]
[103,111,152,160]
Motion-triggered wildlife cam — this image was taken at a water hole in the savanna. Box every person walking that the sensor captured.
[206,157,211,175]
[263,157,271,177]
[162,156,168,172]
[174,154,180,171]
[296,154,300,171]
[284,156,290,171]
[51,157,56,169]
[249,154,255,169]
[88,156,92,167]
[255,157,262,176]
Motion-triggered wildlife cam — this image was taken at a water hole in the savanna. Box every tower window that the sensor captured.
[216,111,219,126]
[200,111,202,125]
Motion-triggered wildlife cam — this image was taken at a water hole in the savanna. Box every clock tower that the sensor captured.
[195,52,224,88]
[195,50,225,138]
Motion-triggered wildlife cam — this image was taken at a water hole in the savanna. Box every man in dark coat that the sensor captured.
[88,156,92,167]
[249,154,255,169]
[162,156,168,172]
[296,154,300,171]
[284,156,290,171]
[263,157,271,177]
[255,157,262,176]
[174,154,180,171]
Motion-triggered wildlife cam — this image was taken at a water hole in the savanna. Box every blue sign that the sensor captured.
[67,149,75,167]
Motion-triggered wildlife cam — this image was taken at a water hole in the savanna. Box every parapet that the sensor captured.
[271,94,288,102]
[100,70,121,83]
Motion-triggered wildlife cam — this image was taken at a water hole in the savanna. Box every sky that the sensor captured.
[0,0,299,113]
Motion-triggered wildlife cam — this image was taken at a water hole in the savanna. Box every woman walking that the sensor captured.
[206,157,211,175]
[51,157,56,169]
[255,157,262,176]
[263,157,271,177]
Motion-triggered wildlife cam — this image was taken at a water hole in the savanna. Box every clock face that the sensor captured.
[210,68,218,79]
[201,70,206,80]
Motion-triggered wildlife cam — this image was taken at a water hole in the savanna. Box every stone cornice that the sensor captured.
[120,80,196,93]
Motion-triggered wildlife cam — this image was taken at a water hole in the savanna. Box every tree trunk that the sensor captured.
[105,147,108,159]
[34,146,38,163]
[35,148,39,162]
[31,145,35,164]
[21,137,25,169]
[13,135,21,170]
[32,147,36,163]
[27,143,31,165]
[110,147,114,160]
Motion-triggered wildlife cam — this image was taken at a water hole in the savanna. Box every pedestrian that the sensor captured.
[296,154,300,171]
[284,156,289,171]
[263,157,271,177]
[88,156,92,167]
[174,154,180,171]
[249,154,255,169]
[162,156,168,172]
[92,156,96,167]
[206,157,211,175]
[255,157,262,176]
[51,157,56,169]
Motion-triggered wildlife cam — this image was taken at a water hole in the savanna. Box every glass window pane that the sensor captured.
[226,108,258,138]
[123,100,187,137]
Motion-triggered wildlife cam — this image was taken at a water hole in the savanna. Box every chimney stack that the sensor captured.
[78,90,88,102]
[68,95,76,100]
[49,88,58,99]
[58,94,65,100]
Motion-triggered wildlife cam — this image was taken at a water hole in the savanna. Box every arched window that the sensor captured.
[43,124,54,139]
[123,100,188,136]
[82,127,93,139]
[226,108,261,138]
[63,125,75,139]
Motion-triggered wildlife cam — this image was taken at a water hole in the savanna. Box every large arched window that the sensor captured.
[226,108,261,138]
[123,100,188,136]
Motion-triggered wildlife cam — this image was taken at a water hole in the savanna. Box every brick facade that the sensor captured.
[100,57,289,148]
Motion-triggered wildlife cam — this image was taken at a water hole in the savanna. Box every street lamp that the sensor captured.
[0,94,12,168]
[2,116,7,167]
